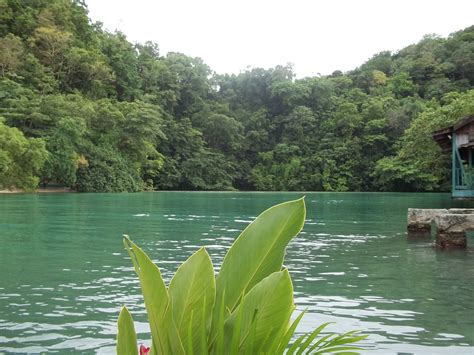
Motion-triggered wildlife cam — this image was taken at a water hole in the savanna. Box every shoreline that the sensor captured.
[0,189,453,194]
[0,187,75,194]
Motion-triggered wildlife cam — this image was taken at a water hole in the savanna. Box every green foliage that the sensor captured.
[117,198,366,354]
[99,31,141,101]
[0,118,47,191]
[75,148,143,192]
[41,135,79,187]
[169,248,215,353]
[197,113,243,154]
[117,307,138,355]
[388,71,417,98]
[373,90,474,191]
[0,0,473,192]
[211,198,305,337]
[250,144,305,191]
[0,33,24,77]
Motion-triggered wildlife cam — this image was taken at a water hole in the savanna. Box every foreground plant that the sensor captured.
[117,198,366,354]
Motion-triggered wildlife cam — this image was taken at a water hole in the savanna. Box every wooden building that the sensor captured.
[433,116,474,198]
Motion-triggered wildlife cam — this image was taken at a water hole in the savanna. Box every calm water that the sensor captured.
[0,192,473,354]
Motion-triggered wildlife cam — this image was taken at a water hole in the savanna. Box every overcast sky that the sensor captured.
[86,0,473,78]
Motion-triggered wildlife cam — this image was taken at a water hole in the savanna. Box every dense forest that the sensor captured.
[0,0,473,192]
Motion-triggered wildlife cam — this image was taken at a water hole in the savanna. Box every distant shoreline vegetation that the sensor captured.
[0,1,473,193]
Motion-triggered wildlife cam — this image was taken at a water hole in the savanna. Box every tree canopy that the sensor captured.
[0,0,473,192]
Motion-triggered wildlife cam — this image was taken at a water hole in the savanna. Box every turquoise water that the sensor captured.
[0,192,473,354]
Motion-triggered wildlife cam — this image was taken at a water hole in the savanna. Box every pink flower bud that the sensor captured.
[139,344,150,355]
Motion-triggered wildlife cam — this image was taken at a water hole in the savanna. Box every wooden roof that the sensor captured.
[433,127,452,153]
[454,115,474,132]
[432,115,474,153]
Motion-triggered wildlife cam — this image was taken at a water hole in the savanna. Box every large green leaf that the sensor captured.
[123,236,184,354]
[268,308,304,354]
[116,306,138,355]
[211,198,305,338]
[223,270,294,354]
[168,248,215,354]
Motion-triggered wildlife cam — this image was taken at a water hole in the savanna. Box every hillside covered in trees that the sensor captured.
[0,0,473,192]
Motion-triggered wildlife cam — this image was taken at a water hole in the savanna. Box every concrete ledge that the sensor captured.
[407,209,447,235]
[407,208,474,249]
[434,213,474,233]
[434,213,474,249]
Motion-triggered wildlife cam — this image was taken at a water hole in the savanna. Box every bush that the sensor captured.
[75,150,143,192]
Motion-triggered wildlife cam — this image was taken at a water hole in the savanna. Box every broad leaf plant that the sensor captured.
[117,198,366,354]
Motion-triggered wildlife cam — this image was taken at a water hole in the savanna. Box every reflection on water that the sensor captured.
[0,192,473,354]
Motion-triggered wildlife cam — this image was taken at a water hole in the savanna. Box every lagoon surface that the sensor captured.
[0,192,473,354]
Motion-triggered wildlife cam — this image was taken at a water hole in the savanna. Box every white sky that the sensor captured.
[86,0,473,78]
